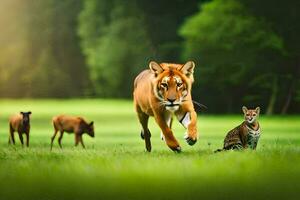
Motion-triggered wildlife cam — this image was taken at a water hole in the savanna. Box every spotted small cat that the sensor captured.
[215,106,261,152]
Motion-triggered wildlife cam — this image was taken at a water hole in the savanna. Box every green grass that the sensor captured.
[0,99,299,200]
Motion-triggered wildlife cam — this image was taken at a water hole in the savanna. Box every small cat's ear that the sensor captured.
[255,107,260,114]
[242,106,248,114]
[149,61,164,76]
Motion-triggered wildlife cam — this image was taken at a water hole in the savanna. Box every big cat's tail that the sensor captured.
[214,148,224,153]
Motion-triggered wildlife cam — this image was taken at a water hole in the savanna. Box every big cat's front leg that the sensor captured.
[154,113,181,152]
[178,110,198,146]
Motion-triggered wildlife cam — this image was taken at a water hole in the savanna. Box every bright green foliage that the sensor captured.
[0,99,299,199]
[78,0,112,62]
[180,0,283,53]
[78,0,153,97]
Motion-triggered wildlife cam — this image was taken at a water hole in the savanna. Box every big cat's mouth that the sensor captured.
[165,103,180,107]
[165,103,180,112]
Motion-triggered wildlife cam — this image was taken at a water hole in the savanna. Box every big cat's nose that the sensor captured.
[167,98,176,103]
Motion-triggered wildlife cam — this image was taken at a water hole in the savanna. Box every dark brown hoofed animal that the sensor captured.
[133,61,198,152]
[9,111,32,147]
[51,115,94,150]
[215,106,261,152]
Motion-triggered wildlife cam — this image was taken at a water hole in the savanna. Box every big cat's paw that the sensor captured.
[184,134,197,146]
[172,146,182,153]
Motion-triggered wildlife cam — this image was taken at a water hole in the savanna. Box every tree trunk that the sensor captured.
[281,81,294,114]
[266,75,278,115]
[281,57,300,114]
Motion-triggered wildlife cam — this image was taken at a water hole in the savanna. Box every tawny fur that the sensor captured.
[133,61,198,152]
[50,115,94,150]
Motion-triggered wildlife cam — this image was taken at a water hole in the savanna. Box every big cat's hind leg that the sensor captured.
[136,107,151,152]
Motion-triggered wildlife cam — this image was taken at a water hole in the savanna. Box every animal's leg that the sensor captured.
[50,128,58,150]
[169,117,173,129]
[75,134,79,147]
[231,144,243,150]
[58,131,64,148]
[161,113,173,141]
[9,126,15,145]
[18,132,24,147]
[79,136,85,149]
[253,141,258,150]
[154,113,181,152]
[136,107,151,152]
[179,111,198,146]
[25,133,29,147]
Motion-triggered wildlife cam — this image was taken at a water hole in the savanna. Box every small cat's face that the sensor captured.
[242,106,260,123]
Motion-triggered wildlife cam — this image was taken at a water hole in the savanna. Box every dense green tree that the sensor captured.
[180,0,286,113]
[241,0,300,114]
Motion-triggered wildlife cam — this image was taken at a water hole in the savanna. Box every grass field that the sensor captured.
[0,99,299,200]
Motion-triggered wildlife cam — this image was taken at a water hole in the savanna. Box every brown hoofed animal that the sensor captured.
[133,61,198,152]
[215,106,261,152]
[9,111,32,147]
[51,115,94,150]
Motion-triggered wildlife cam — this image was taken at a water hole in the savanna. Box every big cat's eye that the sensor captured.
[177,82,183,87]
[253,114,256,116]
[161,83,168,88]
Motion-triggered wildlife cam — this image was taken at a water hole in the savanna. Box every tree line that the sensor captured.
[0,0,299,114]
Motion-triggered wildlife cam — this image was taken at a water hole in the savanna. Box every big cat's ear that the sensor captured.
[179,61,195,77]
[242,106,248,114]
[149,61,164,76]
[255,107,260,114]
[28,111,32,115]
[89,121,94,126]
[20,112,24,115]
